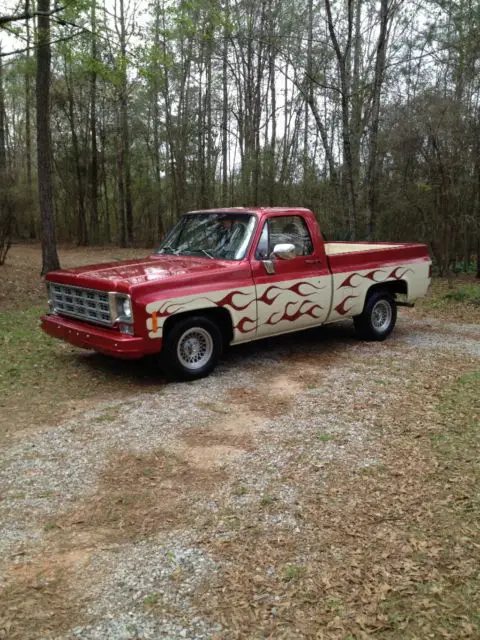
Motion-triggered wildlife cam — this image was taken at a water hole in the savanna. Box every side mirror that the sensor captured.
[272,243,296,260]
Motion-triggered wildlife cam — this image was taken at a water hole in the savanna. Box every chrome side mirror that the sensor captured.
[272,243,296,260]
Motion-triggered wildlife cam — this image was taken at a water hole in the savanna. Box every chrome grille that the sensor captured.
[49,283,112,326]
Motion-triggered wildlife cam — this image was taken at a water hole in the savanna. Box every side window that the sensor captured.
[255,222,269,260]
[268,216,313,257]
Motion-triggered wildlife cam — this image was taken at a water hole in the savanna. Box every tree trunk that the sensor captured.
[25,0,35,238]
[206,32,213,206]
[366,0,389,240]
[65,58,87,245]
[269,32,276,205]
[350,0,363,218]
[0,51,13,266]
[118,0,133,243]
[0,50,6,173]
[222,1,229,204]
[116,108,126,247]
[36,0,60,275]
[325,0,357,239]
[90,0,99,243]
[303,0,313,184]
[152,0,163,238]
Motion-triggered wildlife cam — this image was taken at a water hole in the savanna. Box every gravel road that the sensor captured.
[0,313,478,639]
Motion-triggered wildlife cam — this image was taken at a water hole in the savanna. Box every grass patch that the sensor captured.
[91,406,124,424]
[415,275,480,322]
[0,304,58,393]
[359,462,386,475]
[443,284,480,306]
[378,370,480,637]
[143,593,158,607]
[434,370,480,519]
[317,433,336,443]
[283,564,305,582]
[0,304,159,437]
[232,485,247,497]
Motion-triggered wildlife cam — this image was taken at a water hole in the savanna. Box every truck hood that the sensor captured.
[46,254,238,291]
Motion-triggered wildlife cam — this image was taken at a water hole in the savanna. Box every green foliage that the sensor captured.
[143,593,158,606]
[0,0,478,261]
[443,285,480,306]
[317,433,336,442]
[0,305,55,396]
[283,565,305,582]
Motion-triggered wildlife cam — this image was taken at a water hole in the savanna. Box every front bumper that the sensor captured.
[41,314,162,360]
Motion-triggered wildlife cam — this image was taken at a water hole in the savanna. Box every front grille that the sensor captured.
[49,283,112,326]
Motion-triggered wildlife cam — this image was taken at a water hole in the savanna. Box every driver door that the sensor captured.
[251,215,332,338]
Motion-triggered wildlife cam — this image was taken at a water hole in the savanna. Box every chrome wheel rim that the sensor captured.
[371,299,392,332]
[177,327,214,371]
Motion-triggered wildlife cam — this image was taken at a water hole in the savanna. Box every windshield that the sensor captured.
[157,212,257,260]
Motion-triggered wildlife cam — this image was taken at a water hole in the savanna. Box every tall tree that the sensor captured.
[25,0,35,238]
[89,0,100,242]
[36,0,60,274]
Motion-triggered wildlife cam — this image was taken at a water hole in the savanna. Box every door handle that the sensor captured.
[305,258,322,264]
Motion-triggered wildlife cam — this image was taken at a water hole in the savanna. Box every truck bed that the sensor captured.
[325,242,402,255]
[325,241,428,273]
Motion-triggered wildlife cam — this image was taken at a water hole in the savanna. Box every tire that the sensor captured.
[354,291,397,341]
[160,315,222,381]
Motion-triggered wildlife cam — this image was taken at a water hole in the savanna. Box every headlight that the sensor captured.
[115,295,133,323]
[122,298,132,318]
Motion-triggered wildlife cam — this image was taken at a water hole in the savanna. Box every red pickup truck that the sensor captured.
[42,207,431,380]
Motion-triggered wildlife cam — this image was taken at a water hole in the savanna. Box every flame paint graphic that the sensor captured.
[235,316,256,334]
[265,299,323,326]
[338,269,386,289]
[211,290,254,311]
[258,281,325,305]
[335,264,413,316]
[193,291,255,311]
[156,301,185,317]
[388,267,413,280]
[334,295,358,315]
[288,281,326,295]
[257,285,284,305]
[365,268,387,281]
[151,278,328,335]
[338,273,362,288]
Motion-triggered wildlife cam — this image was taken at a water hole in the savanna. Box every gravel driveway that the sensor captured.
[0,313,479,639]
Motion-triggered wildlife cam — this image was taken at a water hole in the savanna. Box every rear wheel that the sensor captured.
[160,315,222,380]
[354,291,397,341]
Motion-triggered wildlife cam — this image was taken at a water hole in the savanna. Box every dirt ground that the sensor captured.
[0,245,479,639]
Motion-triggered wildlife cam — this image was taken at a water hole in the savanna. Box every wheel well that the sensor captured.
[367,280,408,299]
[162,307,234,347]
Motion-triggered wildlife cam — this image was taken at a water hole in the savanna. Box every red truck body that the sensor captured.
[42,207,431,377]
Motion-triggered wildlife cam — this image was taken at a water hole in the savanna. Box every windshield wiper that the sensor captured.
[159,244,179,255]
[189,248,214,259]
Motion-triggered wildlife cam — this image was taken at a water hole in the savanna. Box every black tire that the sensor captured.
[354,291,397,341]
[160,315,222,381]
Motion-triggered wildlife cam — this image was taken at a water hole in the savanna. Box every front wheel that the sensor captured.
[354,291,397,341]
[160,315,222,380]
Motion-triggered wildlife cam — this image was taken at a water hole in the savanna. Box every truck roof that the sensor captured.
[186,207,313,216]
